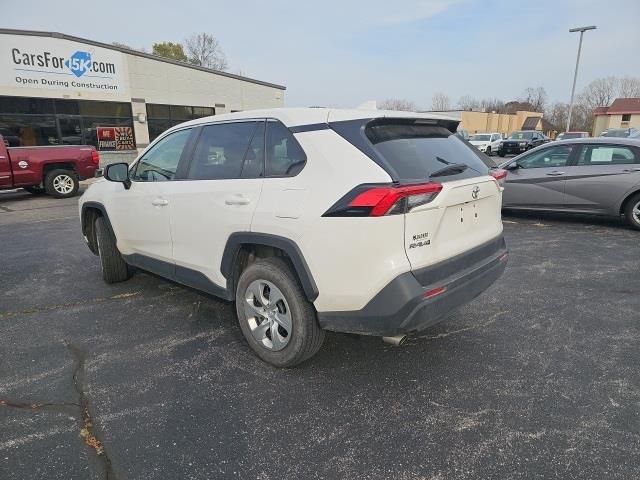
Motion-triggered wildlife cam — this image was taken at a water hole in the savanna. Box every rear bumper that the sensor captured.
[317,235,508,336]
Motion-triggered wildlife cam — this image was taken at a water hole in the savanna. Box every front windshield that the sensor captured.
[508,132,534,140]
[601,129,627,137]
[472,134,491,141]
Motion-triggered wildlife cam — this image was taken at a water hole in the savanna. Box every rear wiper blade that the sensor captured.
[429,163,468,178]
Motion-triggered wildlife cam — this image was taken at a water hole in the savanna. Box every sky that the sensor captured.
[3,0,639,109]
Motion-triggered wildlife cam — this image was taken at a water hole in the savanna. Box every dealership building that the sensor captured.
[0,29,286,164]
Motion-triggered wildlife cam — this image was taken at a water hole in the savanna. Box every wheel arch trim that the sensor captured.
[221,232,319,302]
[618,189,640,215]
[80,201,116,254]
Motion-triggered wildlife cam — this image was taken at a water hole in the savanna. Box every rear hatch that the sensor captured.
[330,117,503,272]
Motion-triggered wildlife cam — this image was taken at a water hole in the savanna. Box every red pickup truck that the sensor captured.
[0,135,99,198]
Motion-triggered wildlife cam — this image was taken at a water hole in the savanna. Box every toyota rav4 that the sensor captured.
[79,108,508,367]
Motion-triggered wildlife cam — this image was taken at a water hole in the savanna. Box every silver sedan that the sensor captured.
[499,138,640,229]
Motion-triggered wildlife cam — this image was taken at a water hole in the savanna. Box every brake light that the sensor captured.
[490,169,507,187]
[323,182,442,217]
[91,150,100,166]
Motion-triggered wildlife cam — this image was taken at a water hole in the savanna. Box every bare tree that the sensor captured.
[185,33,228,71]
[520,87,547,112]
[457,95,479,111]
[579,77,617,111]
[545,102,570,131]
[480,97,506,113]
[458,96,506,113]
[379,98,417,112]
[504,100,534,114]
[431,92,451,111]
[617,76,640,98]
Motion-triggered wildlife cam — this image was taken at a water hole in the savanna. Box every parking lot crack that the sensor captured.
[1,345,117,478]
[0,292,140,320]
[67,344,118,480]
[0,399,79,410]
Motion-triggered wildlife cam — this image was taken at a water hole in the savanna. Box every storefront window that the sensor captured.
[146,103,215,141]
[0,96,134,148]
[0,114,58,146]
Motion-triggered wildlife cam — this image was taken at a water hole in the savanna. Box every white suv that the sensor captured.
[470,132,503,156]
[80,108,508,367]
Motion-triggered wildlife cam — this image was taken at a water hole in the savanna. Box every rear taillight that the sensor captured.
[323,182,443,217]
[490,169,507,187]
[91,150,100,166]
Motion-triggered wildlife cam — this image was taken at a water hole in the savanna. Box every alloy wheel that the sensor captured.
[244,279,292,351]
[53,174,74,194]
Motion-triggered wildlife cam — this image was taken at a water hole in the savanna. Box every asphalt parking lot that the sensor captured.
[1,186,639,480]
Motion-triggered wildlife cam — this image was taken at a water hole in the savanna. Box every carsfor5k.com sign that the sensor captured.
[0,33,129,99]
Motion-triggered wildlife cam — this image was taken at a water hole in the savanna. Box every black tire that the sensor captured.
[486,147,492,156]
[23,186,45,195]
[95,216,132,283]
[44,169,79,198]
[235,257,325,367]
[623,193,640,230]
[498,151,505,157]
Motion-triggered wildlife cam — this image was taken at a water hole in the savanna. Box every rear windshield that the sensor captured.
[363,121,490,181]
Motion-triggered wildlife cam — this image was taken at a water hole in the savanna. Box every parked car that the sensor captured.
[600,128,640,139]
[79,108,509,367]
[0,135,100,198]
[556,131,589,141]
[498,131,549,156]
[499,138,640,229]
[470,132,503,156]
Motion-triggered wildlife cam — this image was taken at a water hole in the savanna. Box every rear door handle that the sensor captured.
[622,168,640,173]
[546,171,565,176]
[151,197,169,207]
[225,194,251,206]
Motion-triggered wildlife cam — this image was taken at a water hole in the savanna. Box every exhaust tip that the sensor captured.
[382,335,407,346]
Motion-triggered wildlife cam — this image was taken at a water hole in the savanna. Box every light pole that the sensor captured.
[566,25,596,132]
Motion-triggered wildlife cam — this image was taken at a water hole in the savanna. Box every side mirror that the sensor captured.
[104,162,131,189]
[505,162,519,171]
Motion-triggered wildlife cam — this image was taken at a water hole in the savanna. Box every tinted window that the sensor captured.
[0,96,55,114]
[188,122,258,180]
[132,128,192,182]
[518,145,573,169]
[364,121,489,181]
[0,114,58,146]
[578,145,637,165]
[265,121,307,177]
[146,104,216,142]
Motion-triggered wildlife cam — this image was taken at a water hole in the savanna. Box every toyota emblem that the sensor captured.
[471,186,480,199]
